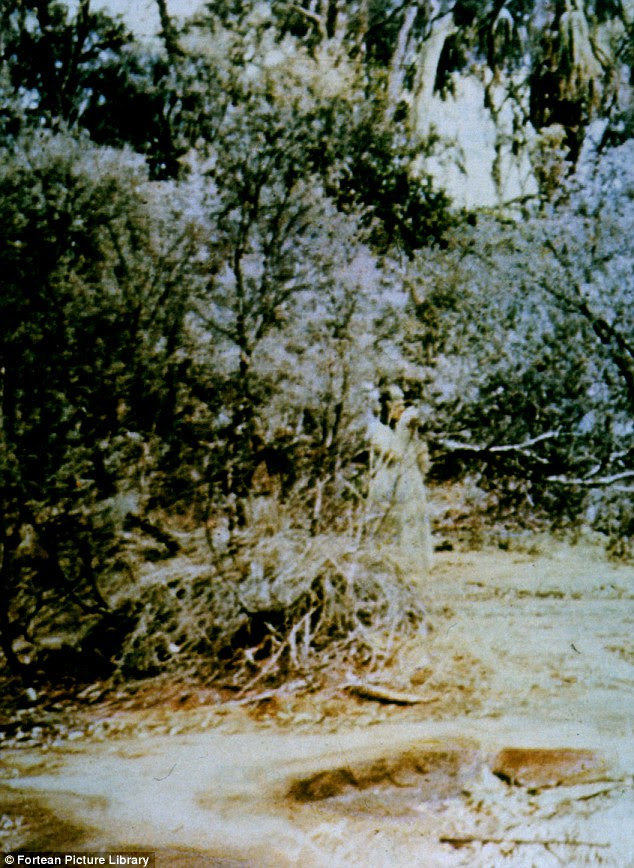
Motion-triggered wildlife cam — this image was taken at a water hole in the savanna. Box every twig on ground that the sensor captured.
[575,783,623,801]
[236,638,288,697]
[346,682,438,705]
[228,682,307,706]
[440,836,610,849]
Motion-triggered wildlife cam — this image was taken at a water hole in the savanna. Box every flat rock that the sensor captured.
[491,747,606,788]
[288,742,479,805]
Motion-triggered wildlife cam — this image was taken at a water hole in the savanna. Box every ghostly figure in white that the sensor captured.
[367,388,433,581]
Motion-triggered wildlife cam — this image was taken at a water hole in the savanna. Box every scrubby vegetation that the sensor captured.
[0,0,632,690]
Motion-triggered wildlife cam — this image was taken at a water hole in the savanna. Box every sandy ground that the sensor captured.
[1,541,633,866]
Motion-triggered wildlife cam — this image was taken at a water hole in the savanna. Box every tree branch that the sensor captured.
[155,0,182,59]
[440,430,560,456]
[546,469,634,488]
[285,3,323,27]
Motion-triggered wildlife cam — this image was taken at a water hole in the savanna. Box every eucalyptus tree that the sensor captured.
[253,1,632,182]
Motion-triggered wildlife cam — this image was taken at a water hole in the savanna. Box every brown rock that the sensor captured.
[410,666,434,686]
[492,747,606,788]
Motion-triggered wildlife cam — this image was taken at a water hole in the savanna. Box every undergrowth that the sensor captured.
[113,506,427,689]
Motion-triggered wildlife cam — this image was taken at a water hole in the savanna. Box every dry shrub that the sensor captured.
[114,511,427,686]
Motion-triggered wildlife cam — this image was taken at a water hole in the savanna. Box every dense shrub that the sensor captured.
[0,1,631,688]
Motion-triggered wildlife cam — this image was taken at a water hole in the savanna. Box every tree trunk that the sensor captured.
[155,0,181,59]
[387,5,419,120]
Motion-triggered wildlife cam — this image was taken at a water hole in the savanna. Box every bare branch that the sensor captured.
[285,3,323,27]
[547,470,634,488]
[440,431,560,455]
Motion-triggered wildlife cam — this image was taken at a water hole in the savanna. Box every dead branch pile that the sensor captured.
[114,520,427,685]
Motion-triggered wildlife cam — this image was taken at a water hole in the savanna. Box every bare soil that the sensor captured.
[1,540,633,866]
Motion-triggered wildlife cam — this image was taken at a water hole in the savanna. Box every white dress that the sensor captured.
[367,407,433,578]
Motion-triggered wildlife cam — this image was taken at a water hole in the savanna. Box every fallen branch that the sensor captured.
[575,783,623,801]
[346,682,438,706]
[228,681,307,706]
[288,608,315,668]
[440,836,609,849]
[236,638,288,697]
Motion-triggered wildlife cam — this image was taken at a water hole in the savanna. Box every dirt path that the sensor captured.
[1,542,633,866]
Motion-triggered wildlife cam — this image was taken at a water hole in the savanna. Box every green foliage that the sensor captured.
[0,131,200,675]
[1,1,131,128]
[325,110,455,253]
[403,140,633,536]
[0,0,191,178]
[0,0,631,689]
[179,2,456,253]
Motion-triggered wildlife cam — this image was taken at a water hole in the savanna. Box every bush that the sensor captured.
[115,512,427,686]
[0,130,201,675]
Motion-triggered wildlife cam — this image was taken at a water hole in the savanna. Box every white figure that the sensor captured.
[367,390,433,581]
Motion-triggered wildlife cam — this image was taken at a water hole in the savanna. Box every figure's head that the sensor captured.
[379,385,405,426]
